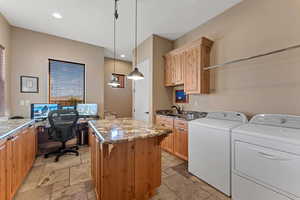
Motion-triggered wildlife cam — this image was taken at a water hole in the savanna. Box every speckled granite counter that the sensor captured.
[88,118,172,144]
[0,119,35,140]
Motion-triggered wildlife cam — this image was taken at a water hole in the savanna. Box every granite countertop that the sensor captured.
[88,118,172,144]
[156,110,207,121]
[0,119,35,140]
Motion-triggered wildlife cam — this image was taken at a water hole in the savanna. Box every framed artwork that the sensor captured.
[20,76,39,93]
[112,73,125,88]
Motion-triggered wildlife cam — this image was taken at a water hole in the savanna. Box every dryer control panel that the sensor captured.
[250,114,300,129]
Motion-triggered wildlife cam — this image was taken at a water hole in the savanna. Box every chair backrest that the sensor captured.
[48,109,79,142]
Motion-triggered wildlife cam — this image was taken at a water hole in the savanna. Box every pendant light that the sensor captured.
[108,0,121,87]
[127,0,144,80]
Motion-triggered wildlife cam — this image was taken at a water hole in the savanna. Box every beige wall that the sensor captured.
[133,35,173,122]
[152,36,174,115]
[10,27,105,118]
[104,58,132,117]
[0,13,11,116]
[174,0,300,116]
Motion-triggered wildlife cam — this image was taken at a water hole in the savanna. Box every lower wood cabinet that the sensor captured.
[0,139,8,200]
[156,115,188,161]
[0,126,37,200]
[173,119,188,161]
[89,128,163,200]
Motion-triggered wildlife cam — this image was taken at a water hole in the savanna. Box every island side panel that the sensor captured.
[134,137,162,199]
[101,142,135,200]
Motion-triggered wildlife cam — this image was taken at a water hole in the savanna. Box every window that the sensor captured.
[49,59,85,106]
[0,46,4,116]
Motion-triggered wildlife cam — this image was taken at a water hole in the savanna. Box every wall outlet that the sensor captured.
[20,100,25,106]
[25,100,30,106]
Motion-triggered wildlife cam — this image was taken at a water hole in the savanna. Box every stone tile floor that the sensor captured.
[14,146,230,200]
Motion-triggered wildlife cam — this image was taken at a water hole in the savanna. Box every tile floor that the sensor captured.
[14,147,230,200]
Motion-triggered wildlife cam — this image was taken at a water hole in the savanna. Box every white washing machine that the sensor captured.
[189,112,248,196]
[232,114,300,200]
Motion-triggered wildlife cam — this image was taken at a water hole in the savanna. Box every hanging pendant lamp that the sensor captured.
[108,0,121,87]
[127,0,144,80]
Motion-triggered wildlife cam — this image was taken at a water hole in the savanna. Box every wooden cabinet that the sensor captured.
[156,115,174,153]
[0,126,37,200]
[164,55,174,86]
[10,134,22,197]
[89,128,164,200]
[174,119,188,160]
[0,140,8,200]
[173,53,184,85]
[164,37,213,94]
[156,115,188,161]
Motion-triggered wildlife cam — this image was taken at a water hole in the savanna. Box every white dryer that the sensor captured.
[189,112,248,196]
[232,114,300,200]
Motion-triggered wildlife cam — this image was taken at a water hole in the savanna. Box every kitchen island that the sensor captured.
[88,118,172,200]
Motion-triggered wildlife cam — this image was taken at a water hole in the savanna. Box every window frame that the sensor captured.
[48,59,86,105]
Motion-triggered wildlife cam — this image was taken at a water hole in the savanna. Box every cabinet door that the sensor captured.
[174,119,188,160]
[10,135,22,197]
[0,140,8,200]
[95,138,101,199]
[89,130,96,185]
[163,133,174,153]
[174,127,188,161]
[173,53,184,85]
[184,46,200,94]
[22,130,30,178]
[164,55,174,86]
[28,127,36,168]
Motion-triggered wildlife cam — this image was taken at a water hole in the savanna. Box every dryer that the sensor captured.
[189,112,248,196]
[232,114,300,200]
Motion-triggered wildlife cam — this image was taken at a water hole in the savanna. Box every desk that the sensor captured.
[36,118,97,155]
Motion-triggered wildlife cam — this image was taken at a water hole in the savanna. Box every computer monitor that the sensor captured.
[31,104,59,119]
[76,104,98,117]
[61,105,76,110]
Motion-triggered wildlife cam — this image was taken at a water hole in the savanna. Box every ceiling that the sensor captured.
[0,0,242,61]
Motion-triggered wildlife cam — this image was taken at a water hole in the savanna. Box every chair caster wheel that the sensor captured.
[55,157,59,162]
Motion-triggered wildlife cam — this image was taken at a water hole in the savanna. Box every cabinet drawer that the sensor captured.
[233,141,300,198]
[174,119,187,130]
[156,115,174,128]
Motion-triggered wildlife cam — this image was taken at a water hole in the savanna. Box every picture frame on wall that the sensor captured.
[112,73,125,88]
[20,76,39,93]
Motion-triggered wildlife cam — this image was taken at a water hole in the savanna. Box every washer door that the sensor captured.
[233,140,300,198]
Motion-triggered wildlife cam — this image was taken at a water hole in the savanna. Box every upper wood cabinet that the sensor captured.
[164,54,174,86]
[164,37,213,94]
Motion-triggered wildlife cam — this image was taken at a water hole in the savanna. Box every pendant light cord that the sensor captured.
[113,0,119,74]
[135,0,138,68]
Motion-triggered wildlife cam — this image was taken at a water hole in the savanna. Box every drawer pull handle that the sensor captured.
[257,152,290,161]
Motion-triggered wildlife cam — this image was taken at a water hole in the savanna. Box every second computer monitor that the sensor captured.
[76,104,98,117]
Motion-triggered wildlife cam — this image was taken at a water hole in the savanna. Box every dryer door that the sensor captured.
[233,140,300,198]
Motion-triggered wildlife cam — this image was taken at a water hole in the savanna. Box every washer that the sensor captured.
[232,114,300,200]
[189,112,248,196]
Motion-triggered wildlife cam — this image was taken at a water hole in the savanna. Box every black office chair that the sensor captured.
[44,109,79,162]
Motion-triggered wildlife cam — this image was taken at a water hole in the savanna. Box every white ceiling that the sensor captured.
[0,0,241,61]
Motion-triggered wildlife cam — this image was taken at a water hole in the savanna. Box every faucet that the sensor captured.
[171,105,183,114]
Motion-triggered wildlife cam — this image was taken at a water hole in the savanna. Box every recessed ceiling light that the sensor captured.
[120,54,126,58]
[52,12,63,19]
